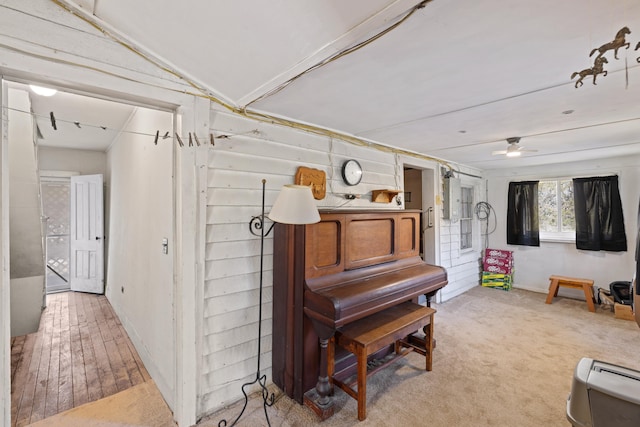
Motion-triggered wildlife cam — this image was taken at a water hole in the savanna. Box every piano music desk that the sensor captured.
[328,301,436,421]
[545,275,595,312]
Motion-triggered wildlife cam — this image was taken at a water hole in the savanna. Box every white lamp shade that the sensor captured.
[268,185,320,225]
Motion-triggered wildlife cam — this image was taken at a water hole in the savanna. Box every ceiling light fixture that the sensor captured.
[492,136,537,157]
[506,141,522,157]
[29,85,57,97]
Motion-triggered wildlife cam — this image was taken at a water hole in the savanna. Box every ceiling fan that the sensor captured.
[492,137,537,157]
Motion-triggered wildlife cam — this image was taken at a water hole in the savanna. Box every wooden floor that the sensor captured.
[10,291,150,427]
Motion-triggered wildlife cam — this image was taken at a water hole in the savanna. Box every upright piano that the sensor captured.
[272,210,447,418]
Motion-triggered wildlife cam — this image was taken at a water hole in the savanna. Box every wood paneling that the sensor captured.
[10,292,149,427]
[346,217,395,268]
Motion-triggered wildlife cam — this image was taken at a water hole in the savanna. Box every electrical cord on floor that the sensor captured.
[475,201,496,250]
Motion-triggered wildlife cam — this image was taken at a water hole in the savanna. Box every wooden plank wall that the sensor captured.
[199,110,404,412]
[438,172,485,301]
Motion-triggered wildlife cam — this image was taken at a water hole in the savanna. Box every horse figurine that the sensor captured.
[571,56,608,88]
[590,26,631,60]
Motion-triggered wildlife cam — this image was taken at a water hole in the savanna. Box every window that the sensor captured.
[538,179,575,241]
[460,186,473,249]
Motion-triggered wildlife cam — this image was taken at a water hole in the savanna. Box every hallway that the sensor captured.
[10,291,151,426]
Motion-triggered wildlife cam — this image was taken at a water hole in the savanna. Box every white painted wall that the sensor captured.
[438,169,485,301]
[8,88,45,336]
[105,107,176,407]
[38,147,107,176]
[484,156,640,298]
[10,277,45,337]
[8,89,43,278]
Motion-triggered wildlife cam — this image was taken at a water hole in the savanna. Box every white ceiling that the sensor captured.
[6,0,640,169]
[26,85,136,151]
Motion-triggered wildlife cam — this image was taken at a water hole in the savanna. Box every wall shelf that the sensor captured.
[371,189,401,203]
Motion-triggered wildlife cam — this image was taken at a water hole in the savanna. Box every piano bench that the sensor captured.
[328,301,436,421]
[545,275,596,312]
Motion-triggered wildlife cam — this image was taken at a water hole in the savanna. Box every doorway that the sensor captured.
[4,79,177,425]
[403,166,437,265]
[41,178,71,294]
[41,173,106,295]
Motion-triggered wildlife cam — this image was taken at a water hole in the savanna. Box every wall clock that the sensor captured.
[341,159,363,186]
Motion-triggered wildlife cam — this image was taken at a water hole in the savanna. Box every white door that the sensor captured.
[70,174,104,294]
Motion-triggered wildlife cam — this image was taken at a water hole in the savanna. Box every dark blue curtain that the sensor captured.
[573,176,627,252]
[507,181,540,246]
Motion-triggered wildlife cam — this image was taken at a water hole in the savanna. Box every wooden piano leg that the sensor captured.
[317,337,332,405]
[424,291,437,349]
[327,337,335,385]
[424,313,434,371]
[303,321,335,420]
[356,346,367,421]
[425,290,437,307]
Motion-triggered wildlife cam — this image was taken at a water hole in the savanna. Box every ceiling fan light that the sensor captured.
[29,85,57,97]
[506,151,521,158]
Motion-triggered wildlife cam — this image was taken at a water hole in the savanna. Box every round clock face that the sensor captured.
[342,159,363,186]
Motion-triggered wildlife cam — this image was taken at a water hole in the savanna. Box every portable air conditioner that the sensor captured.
[567,358,640,427]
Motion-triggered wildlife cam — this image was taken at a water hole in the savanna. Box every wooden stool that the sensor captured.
[328,302,436,421]
[545,275,596,312]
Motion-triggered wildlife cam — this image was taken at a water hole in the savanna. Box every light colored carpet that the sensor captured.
[26,381,175,427]
[201,286,640,427]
